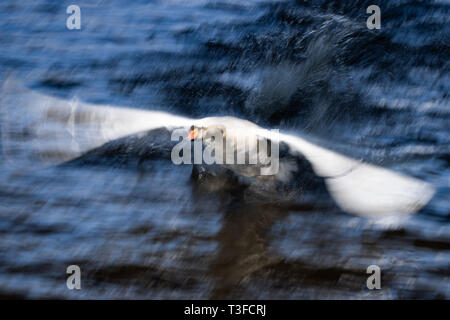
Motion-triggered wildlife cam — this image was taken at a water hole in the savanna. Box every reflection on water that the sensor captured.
[210,203,289,299]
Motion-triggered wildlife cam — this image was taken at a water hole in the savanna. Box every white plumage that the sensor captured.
[1,79,435,217]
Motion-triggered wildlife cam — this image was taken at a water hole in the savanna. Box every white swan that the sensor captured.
[0,79,435,217]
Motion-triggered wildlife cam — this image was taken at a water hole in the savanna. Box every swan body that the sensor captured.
[0,79,435,217]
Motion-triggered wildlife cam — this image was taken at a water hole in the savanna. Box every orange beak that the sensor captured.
[188,128,199,140]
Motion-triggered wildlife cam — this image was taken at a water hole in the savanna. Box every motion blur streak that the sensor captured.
[1,80,435,217]
[1,79,193,166]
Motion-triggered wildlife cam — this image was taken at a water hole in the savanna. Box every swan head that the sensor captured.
[188,125,226,143]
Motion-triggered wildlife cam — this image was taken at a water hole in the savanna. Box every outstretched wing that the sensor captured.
[0,78,192,168]
[256,128,436,217]
[194,116,436,217]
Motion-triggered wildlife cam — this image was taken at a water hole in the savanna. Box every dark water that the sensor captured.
[0,0,449,299]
